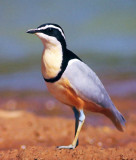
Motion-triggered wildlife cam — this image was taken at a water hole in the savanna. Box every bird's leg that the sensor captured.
[72,107,80,147]
[57,109,85,149]
[71,109,85,148]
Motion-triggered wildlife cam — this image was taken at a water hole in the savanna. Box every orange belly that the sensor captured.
[46,78,103,112]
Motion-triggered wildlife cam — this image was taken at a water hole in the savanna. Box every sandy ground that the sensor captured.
[0,92,136,160]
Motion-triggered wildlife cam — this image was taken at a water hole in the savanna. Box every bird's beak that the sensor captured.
[26,28,39,34]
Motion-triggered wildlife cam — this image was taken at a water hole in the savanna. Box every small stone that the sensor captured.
[97,142,103,147]
[21,145,26,150]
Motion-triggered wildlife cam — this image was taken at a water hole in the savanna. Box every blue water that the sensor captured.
[0,68,136,97]
[0,0,136,59]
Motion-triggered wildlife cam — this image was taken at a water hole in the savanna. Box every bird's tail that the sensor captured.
[103,108,126,132]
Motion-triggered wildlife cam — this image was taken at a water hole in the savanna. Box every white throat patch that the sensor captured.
[35,32,60,47]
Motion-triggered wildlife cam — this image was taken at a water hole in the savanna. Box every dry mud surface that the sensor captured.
[0,94,136,160]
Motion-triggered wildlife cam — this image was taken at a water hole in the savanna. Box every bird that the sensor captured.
[27,23,126,149]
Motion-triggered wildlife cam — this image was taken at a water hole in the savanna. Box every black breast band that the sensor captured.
[43,49,81,83]
[43,69,65,83]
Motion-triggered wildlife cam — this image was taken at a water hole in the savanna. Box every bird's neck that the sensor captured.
[41,42,63,79]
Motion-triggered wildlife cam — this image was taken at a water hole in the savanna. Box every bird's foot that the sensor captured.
[57,144,76,149]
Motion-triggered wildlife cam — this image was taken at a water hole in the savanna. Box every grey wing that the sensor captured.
[63,59,114,109]
[63,59,126,131]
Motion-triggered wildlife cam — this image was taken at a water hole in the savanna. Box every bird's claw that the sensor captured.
[57,144,76,149]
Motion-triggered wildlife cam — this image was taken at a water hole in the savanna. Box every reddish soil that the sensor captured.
[0,92,136,160]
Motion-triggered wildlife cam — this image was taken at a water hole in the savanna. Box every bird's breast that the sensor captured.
[41,44,63,79]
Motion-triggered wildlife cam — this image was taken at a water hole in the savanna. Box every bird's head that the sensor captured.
[27,23,66,49]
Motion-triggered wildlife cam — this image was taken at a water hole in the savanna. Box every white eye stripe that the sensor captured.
[38,25,65,39]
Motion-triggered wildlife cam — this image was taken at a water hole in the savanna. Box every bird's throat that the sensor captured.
[41,43,63,79]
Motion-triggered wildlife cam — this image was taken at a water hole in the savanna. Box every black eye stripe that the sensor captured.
[38,27,65,45]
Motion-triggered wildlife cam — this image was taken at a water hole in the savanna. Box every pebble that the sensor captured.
[97,142,103,147]
[21,145,26,150]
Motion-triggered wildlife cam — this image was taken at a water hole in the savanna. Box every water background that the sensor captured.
[0,0,136,97]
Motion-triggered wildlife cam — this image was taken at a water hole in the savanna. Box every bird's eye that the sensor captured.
[48,28,53,32]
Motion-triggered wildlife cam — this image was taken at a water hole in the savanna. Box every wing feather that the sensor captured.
[63,59,114,109]
[63,59,126,131]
